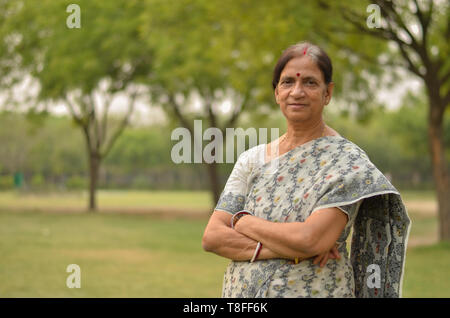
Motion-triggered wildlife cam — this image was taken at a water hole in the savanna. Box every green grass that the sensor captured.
[0,190,213,211]
[0,189,448,297]
[408,213,438,238]
[0,210,228,297]
[402,242,450,297]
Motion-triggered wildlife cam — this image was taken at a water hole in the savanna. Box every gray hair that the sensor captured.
[272,41,333,89]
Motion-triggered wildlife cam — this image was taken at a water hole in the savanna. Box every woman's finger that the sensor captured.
[313,254,321,265]
[313,253,326,266]
[320,252,329,267]
[333,247,341,260]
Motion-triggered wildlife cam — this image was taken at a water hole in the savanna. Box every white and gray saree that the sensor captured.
[215,135,411,298]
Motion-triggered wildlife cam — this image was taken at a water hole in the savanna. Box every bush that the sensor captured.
[0,175,14,190]
[130,175,153,190]
[66,175,87,190]
[30,173,46,189]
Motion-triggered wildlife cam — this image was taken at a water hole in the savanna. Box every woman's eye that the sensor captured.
[280,80,293,86]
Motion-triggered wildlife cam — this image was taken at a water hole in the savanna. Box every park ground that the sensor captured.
[0,190,448,297]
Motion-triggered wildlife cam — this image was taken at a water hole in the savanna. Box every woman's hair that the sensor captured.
[272,42,333,90]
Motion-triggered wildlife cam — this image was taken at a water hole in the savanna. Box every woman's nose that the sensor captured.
[290,82,305,97]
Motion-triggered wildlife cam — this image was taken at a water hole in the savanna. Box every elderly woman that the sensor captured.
[202,42,411,298]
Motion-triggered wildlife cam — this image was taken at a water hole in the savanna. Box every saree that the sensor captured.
[215,135,411,298]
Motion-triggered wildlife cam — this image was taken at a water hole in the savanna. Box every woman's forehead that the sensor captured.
[281,56,322,78]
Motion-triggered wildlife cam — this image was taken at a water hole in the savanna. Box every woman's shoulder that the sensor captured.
[227,144,266,185]
[325,135,370,159]
[236,143,266,167]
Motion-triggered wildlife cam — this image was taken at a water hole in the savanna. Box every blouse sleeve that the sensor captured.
[214,148,256,215]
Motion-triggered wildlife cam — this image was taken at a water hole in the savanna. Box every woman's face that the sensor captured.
[275,56,334,125]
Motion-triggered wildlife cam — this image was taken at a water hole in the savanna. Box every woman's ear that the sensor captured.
[274,87,280,104]
[324,82,334,105]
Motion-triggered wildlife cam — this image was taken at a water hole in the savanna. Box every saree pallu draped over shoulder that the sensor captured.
[215,136,411,298]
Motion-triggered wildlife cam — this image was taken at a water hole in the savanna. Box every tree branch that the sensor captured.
[394,41,423,77]
[101,91,137,158]
[88,93,101,153]
[412,0,429,46]
[167,93,193,133]
[341,6,394,42]
[444,91,450,109]
[315,28,400,69]
[376,0,431,67]
[375,0,419,46]
[100,91,112,149]
[64,93,83,126]
[340,2,423,77]
[441,69,450,86]
[226,88,251,128]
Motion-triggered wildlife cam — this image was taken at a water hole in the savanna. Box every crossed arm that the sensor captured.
[202,207,348,266]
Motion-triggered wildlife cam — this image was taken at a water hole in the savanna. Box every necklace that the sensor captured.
[279,123,326,146]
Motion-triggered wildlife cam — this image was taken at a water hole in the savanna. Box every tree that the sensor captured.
[313,0,450,240]
[139,0,282,204]
[0,0,152,210]
[139,0,380,205]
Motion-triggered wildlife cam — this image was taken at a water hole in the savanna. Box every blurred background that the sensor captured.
[0,0,448,297]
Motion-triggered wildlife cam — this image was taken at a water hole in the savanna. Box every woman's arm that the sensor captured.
[234,207,348,259]
[202,210,306,261]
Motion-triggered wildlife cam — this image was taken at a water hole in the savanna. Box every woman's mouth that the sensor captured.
[288,103,308,107]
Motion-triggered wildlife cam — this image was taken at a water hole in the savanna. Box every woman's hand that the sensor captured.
[312,244,341,267]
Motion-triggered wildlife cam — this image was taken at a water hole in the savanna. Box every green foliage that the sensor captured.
[105,125,172,172]
[1,95,447,191]
[1,0,151,98]
[0,0,155,209]
[30,173,45,189]
[1,0,448,195]
[139,0,389,124]
[65,175,87,190]
[386,92,450,161]
[0,175,14,190]
[0,112,85,177]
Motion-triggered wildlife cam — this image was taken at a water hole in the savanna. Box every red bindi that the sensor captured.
[296,73,300,77]
[303,47,308,55]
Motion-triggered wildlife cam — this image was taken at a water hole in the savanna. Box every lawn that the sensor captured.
[0,189,448,297]
[402,242,450,298]
[0,190,213,211]
[0,210,228,297]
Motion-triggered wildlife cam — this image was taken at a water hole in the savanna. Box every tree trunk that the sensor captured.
[206,161,221,208]
[88,152,101,212]
[427,93,450,241]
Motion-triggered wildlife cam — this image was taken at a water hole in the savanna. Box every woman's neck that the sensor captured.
[265,119,333,163]
[282,120,326,149]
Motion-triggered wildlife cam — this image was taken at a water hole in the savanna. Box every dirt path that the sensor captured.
[404,200,438,248]
[404,200,437,216]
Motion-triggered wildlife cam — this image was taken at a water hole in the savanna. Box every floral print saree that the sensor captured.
[215,135,411,298]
